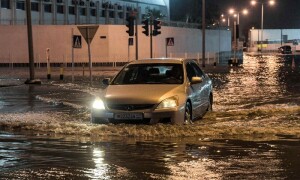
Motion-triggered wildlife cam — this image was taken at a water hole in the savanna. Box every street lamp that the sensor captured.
[220,14,231,28]
[220,14,228,26]
[250,0,276,54]
[222,18,226,23]
[228,8,248,29]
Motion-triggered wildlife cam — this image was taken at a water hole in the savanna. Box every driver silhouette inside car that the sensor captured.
[166,66,183,83]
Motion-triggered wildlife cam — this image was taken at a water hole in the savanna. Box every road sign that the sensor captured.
[73,35,82,48]
[77,25,99,85]
[77,25,99,44]
[166,37,174,46]
[293,40,298,45]
[165,37,174,58]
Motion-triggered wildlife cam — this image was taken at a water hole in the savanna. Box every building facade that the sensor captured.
[0,25,232,65]
[0,0,170,25]
[0,0,234,66]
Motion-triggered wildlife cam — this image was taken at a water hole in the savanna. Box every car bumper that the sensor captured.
[91,105,185,125]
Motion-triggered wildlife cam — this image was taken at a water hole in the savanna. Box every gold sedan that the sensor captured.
[91,58,213,125]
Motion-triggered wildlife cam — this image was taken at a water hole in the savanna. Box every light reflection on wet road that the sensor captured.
[210,55,300,111]
[1,132,299,179]
[0,54,300,179]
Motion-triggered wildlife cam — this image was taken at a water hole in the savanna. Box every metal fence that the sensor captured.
[0,51,243,68]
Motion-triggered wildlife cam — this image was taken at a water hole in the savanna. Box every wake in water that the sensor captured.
[1,55,299,140]
[1,103,299,140]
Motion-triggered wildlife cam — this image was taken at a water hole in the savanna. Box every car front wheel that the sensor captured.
[208,94,213,112]
[184,102,193,124]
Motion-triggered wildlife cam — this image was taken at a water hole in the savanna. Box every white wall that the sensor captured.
[250,29,300,42]
[0,25,231,64]
[249,29,300,51]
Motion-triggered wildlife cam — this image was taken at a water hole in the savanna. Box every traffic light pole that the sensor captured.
[150,17,153,58]
[135,17,138,60]
[141,17,160,59]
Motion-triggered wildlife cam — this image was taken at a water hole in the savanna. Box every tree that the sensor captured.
[144,7,166,20]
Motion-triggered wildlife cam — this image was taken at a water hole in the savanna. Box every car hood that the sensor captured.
[103,84,185,104]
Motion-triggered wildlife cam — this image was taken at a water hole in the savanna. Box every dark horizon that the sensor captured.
[213,0,300,28]
[170,0,300,37]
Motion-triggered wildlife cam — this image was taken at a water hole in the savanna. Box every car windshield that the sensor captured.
[285,46,291,50]
[281,46,291,50]
[112,63,184,85]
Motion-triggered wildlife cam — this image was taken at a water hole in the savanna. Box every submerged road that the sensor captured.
[0,54,299,179]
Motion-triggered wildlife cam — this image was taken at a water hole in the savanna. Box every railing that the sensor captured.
[0,51,243,68]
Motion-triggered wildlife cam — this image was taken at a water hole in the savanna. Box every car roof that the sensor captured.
[128,58,188,65]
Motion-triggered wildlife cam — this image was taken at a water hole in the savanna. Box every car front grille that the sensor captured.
[108,118,151,124]
[107,104,155,111]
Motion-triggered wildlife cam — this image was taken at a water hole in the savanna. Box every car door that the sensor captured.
[190,61,210,113]
[185,61,203,118]
[192,62,210,112]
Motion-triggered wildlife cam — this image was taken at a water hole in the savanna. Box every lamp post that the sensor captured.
[227,8,248,64]
[228,8,248,52]
[251,0,275,55]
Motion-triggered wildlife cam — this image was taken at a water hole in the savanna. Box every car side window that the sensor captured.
[190,62,205,78]
[185,63,197,81]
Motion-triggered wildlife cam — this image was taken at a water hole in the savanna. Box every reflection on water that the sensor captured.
[0,132,299,179]
[211,55,300,111]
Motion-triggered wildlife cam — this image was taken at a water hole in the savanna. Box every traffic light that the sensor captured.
[126,17,135,36]
[152,19,161,36]
[142,19,149,36]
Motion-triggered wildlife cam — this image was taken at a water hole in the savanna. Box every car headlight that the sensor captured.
[156,96,179,109]
[92,98,105,110]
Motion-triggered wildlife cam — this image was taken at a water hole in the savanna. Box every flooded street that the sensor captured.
[1,131,299,179]
[0,54,300,179]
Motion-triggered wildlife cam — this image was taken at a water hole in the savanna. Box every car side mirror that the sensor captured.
[102,78,110,86]
[191,77,202,84]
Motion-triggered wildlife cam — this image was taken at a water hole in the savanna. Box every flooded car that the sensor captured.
[91,58,213,125]
[278,45,292,54]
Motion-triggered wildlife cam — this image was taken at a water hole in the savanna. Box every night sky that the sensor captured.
[212,0,300,29]
[170,0,300,36]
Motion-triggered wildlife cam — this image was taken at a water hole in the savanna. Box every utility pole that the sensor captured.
[25,0,40,84]
[261,3,264,56]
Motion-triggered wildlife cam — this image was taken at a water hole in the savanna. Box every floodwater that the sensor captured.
[0,54,300,179]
